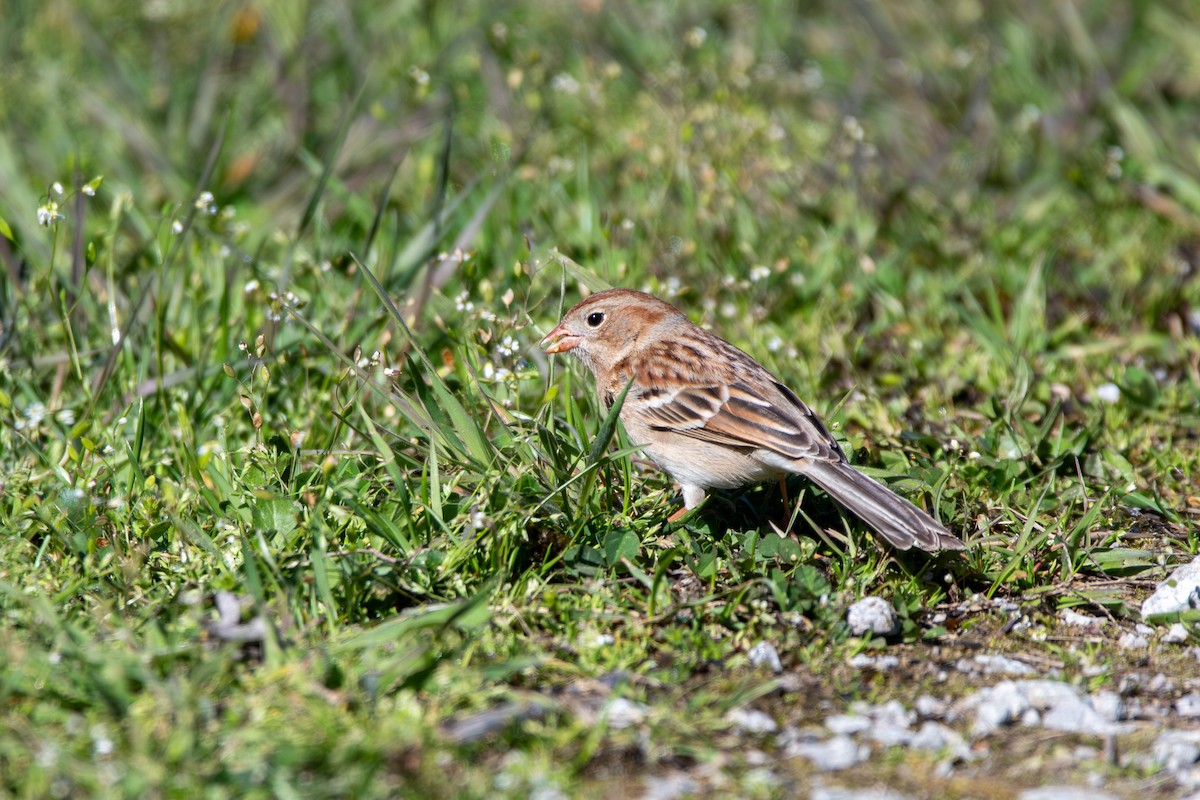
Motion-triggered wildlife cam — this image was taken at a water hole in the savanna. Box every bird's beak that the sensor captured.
[542,323,580,354]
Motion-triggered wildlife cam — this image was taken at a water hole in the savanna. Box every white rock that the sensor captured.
[811,784,917,800]
[603,697,647,729]
[1089,691,1127,722]
[784,734,868,771]
[726,707,778,735]
[1060,609,1102,628]
[1151,730,1200,771]
[1118,632,1149,650]
[915,695,948,718]
[847,654,899,670]
[1142,557,1200,619]
[641,772,698,800]
[846,596,900,637]
[825,714,871,735]
[909,721,968,758]
[955,654,1037,676]
[1177,692,1200,719]
[747,640,783,673]
[1020,787,1118,800]
[1164,623,1191,644]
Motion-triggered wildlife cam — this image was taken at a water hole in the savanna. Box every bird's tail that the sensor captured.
[797,460,965,552]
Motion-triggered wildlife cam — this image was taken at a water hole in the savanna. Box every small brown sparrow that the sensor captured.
[543,288,965,552]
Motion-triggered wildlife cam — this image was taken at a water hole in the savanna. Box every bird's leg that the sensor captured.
[777,475,790,508]
[777,475,796,534]
[668,485,707,522]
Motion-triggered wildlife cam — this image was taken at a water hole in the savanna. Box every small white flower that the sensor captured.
[842,115,864,141]
[24,401,47,426]
[749,265,771,282]
[1105,146,1124,180]
[551,73,580,95]
[195,191,215,210]
[55,408,76,426]
[36,201,64,226]
[82,184,96,197]
[171,220,184,234]
[799,61,824,90]
[1095,383,1121,403]
[91,726,114,757]
[408,65,430,86]
[51,181,64,195]
[244,280,260,294]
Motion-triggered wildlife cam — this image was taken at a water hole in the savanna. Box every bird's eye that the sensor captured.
[586,311,605,327]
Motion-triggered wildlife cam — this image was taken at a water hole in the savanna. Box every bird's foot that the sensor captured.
[667,506,691,523]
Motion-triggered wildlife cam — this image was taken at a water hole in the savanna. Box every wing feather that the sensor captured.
[631,339,846,464]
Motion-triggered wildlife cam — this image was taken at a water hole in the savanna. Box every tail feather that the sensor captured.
[797,460,965,552]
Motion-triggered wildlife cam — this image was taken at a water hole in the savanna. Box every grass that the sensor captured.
[1,0,1199,796]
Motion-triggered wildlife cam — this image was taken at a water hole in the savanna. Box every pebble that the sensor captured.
[810,784,917,800]
[846,596,900,637]
[641,772,698,800]
[1118,632,1149,650]
[1019,787,1118,800]
[726,707,778,735]
[1151,730,1200,772]
[1176,692,1200,719]
[604,698,647,729]
[1089,691,1127,722]
[784,734,869,771]
[955,654,1037,676]
[1164,623,1191,644]
[847,654,900,671]
[915,695,949,719]
[747,640,783,673]
[1142,557,1200,619]
[825,715,872,736]
[1060,609,1103,628]
[908,721,968,757]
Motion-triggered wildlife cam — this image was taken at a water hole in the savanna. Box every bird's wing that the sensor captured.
[633,372,846,464]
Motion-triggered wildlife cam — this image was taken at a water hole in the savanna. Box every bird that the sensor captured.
[542,288,965,552]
